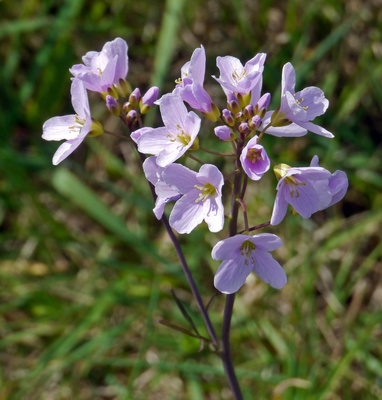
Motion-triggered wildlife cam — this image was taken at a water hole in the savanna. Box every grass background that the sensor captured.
[1,0,382,399]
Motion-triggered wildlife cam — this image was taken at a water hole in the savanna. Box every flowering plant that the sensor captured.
[43,38,348,399]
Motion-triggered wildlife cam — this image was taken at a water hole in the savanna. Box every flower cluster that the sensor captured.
[42,38,348,294]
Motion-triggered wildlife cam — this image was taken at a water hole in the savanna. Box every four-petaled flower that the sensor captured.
[271,157,348,225]
[136,94,201,167]
[70,38,129,96]
[262,62,333,138]
[213,53,266,95]
[173,45,219,121]
[42,79,102,165]
[162,163,224,234]
[240,135,270,180]
[213,233,287,293]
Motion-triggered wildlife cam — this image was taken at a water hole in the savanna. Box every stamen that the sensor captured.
[239,240,256,265]
[231,68,247,84]
[175,78,182,84]
[247,148,263,163]
[194,183,216,203]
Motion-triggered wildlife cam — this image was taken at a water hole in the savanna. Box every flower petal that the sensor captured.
[169,190,205,234]
[252,250,287,289]
[52,137,85,165]
[163,163,197,194]
[270,188,289,225]
[211,235,250,261]
[214,257,253,294]
[42,115,80,141]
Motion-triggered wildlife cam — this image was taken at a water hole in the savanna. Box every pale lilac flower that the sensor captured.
[213,233,286,293]
[240,136,270,180]
[213,53,266,95]
[271,162,333,225]
[137,94,201,167]
[70,38,128,95]
[163,163,224,234]
[42,79,101,165]
[263,62,333,138]
[173,45,219,120]
[142,157,181,219]
[310,156,348,207]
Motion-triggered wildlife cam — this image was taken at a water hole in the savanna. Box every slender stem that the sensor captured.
[221,293,243,400]
[257,122,272,143]
[121,118,219,349]
[219,139,245,400]
[104,130,131,140]
[198,146,236,157]
[186,153,205,165]
[237,198,249,232]
[161,215,219,349]
[247,220,271,232]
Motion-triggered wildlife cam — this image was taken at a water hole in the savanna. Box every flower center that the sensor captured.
[232,68,247,84]
[240,240,256,266]
[284,175,306,198]
[246,148,263,163]
[293,93,309,110]
[194,183,216,203]
[68,114,86,135]
[166,124,191,146]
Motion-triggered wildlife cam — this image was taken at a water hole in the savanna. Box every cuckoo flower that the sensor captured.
[263,62,333,138]
[42,79,102,165]
[213,53,266,95]
[137,94,201,167]
[70,38,129,96]
[271,161,333,225]
[142,157,181,219]
[213,233,286,294]
[240,136,270,180]
[163,163,224,234]
[173,45,219,121]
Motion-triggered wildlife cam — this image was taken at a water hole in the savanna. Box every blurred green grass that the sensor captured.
[1,0,382,399]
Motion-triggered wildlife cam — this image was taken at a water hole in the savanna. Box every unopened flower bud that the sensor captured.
[129,88,141,107]
[106,95,121,116]
[227,92,241,114]
[214,126,233,141]
[235,111,244,121]
[248,115,262,130]
[222,109,235,126]
[126,109,138,124]
[257,93,271,112]
[140,86,159,114]
[122,102,132,113]
[243,104,254,118]
[238,122,250,135]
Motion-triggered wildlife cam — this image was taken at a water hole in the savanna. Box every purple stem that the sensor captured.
[219,140,244,400]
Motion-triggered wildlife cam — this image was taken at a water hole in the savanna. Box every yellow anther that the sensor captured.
[175,78,182,84]
[247,148,263,163]
[194,183,216,203]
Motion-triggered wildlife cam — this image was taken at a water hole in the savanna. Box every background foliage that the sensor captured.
[1,0,381,399]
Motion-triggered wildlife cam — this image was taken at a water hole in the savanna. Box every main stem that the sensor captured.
[220,141,244,400]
